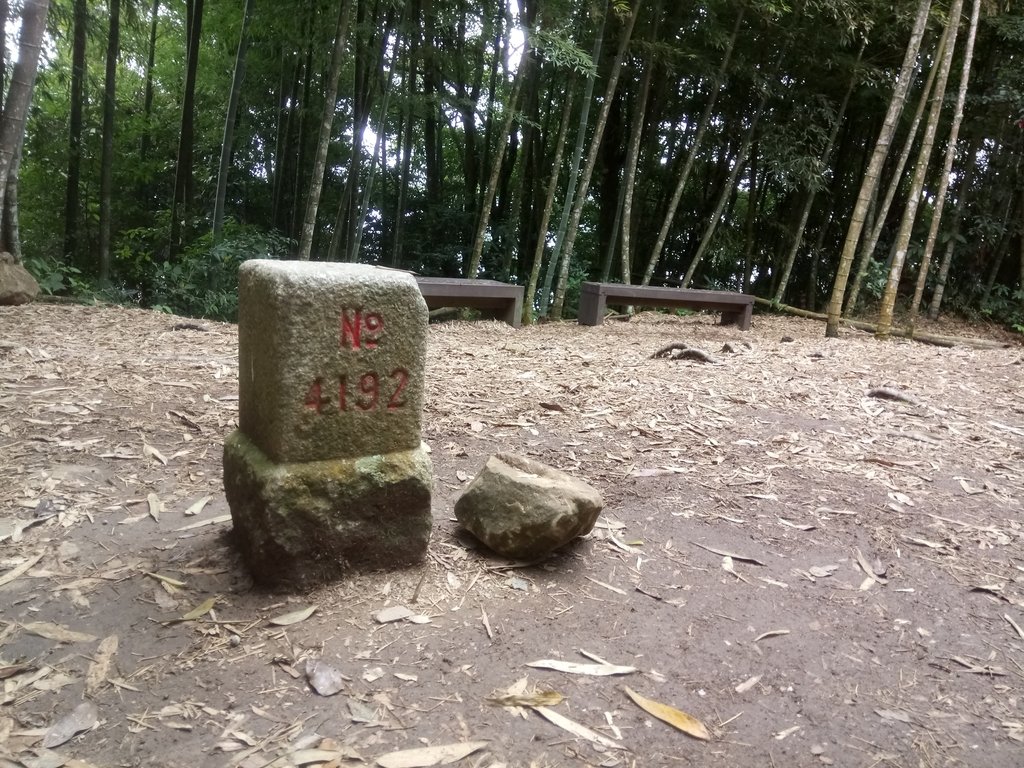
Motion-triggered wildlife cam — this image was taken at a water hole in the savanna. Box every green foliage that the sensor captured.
[858,259,888,302]
[979,285,1024,331]
[22,255,87,295]
[114,220,293,320]
[10,0,1024,331]
[532,27,597,75]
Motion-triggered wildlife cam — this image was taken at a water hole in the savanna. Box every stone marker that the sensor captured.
[455,454,603,560]
[223,260,432,586]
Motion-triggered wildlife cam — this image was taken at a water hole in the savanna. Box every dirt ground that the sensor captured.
[2,302,1024,768]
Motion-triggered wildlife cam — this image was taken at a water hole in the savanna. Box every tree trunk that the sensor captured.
[63,0,87,268]
[845,28,947,315]
[0,0,6,96]
[755,297,1008,349]
[550,0,643,320]
[390,10,419,267]
[297,0,353,261]
[619,1,660,286]
[741,156,759,293]
[641,6,744,286]
[0,0,50,259]
[169,0,204,258]
[466,32,528,279]
[523,78,574,324]
[908,0,980,330]
[682,133,753,287]
[823,0,931,337]
[876,0,962,339]
[772,41,862,304]
[213,0,255,243]
[351,14,398,264]
[538,2,607,315]
[140,0,159,164]
[2,144,23,259]
[98,0,120,285]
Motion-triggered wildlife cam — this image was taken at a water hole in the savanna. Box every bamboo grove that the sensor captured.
[6,0,1024,331]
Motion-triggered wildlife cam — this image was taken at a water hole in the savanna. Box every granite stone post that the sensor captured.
[223,260,433,586]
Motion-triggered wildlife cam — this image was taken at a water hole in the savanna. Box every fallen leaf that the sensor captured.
[175,514,232,531]
[23,621,97,644]
[181,596,217,621]
[183,495,211,516]
[958,479,984,495]
[143,444,168,465]
[691,541,765,565]
[754,629,790,643]
[0,552,44,588]
[527,659,636,676]
[875,709,913,723]
[778,518,815,531]
[1005,614,1024,641]
[375,740,489,767]
[146,492,162,522]
[42,701,99,748]
[623,686,710,741]
[774,725,801,740]
[291,748,359,765]
[349,699,378,723]
[85,635,118,696]
[855,548,888,585]
[373,605,413,624]
[305,659,347,696]
[532,706,624,750]
[734,675,762,693]
[487,690,564,707]
[0,662,36,680]
[145,572,186,588]
[269,605,317,626]
[721,556,752,584]
[808,565,838,578]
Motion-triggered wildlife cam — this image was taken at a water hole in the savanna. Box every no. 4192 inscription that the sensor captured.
[303,308,410,414]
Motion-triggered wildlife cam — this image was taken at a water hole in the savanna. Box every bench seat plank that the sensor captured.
[579,282,753,330]
[415,277,524,327]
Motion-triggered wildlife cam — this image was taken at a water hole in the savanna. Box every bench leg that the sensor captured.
[738,302,752,330]
[502,294,523,327]
[578,289,605,326]
[720,304,753,331]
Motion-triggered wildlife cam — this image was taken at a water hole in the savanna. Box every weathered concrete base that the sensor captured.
[224,430,432,587]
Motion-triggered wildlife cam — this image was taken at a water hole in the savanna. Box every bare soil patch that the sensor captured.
[2,303,1024,768]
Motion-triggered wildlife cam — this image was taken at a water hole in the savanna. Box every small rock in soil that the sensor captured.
[455,453,603,560]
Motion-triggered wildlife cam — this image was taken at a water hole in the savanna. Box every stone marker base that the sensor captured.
[224,430,432,587]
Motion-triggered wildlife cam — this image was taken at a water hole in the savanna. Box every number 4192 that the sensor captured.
[304,369,409,413]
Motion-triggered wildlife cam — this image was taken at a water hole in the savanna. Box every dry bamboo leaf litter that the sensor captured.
[3,305,1024,766]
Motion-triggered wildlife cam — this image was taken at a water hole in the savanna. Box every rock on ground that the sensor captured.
[0,252,39,305]
[454,453,603,560]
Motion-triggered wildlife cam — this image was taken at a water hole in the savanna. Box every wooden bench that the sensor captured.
[578,282,754,330]
[415,277,524,327]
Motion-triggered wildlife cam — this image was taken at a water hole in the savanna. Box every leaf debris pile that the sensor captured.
[1,303,1023,766]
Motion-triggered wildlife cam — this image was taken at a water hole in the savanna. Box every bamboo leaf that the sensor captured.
[527,659,636,676]
[375,740,489,767]
[532,706,624,750]
[623,686,710,741]
[181,596,217,621]
[269,605,317,626]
